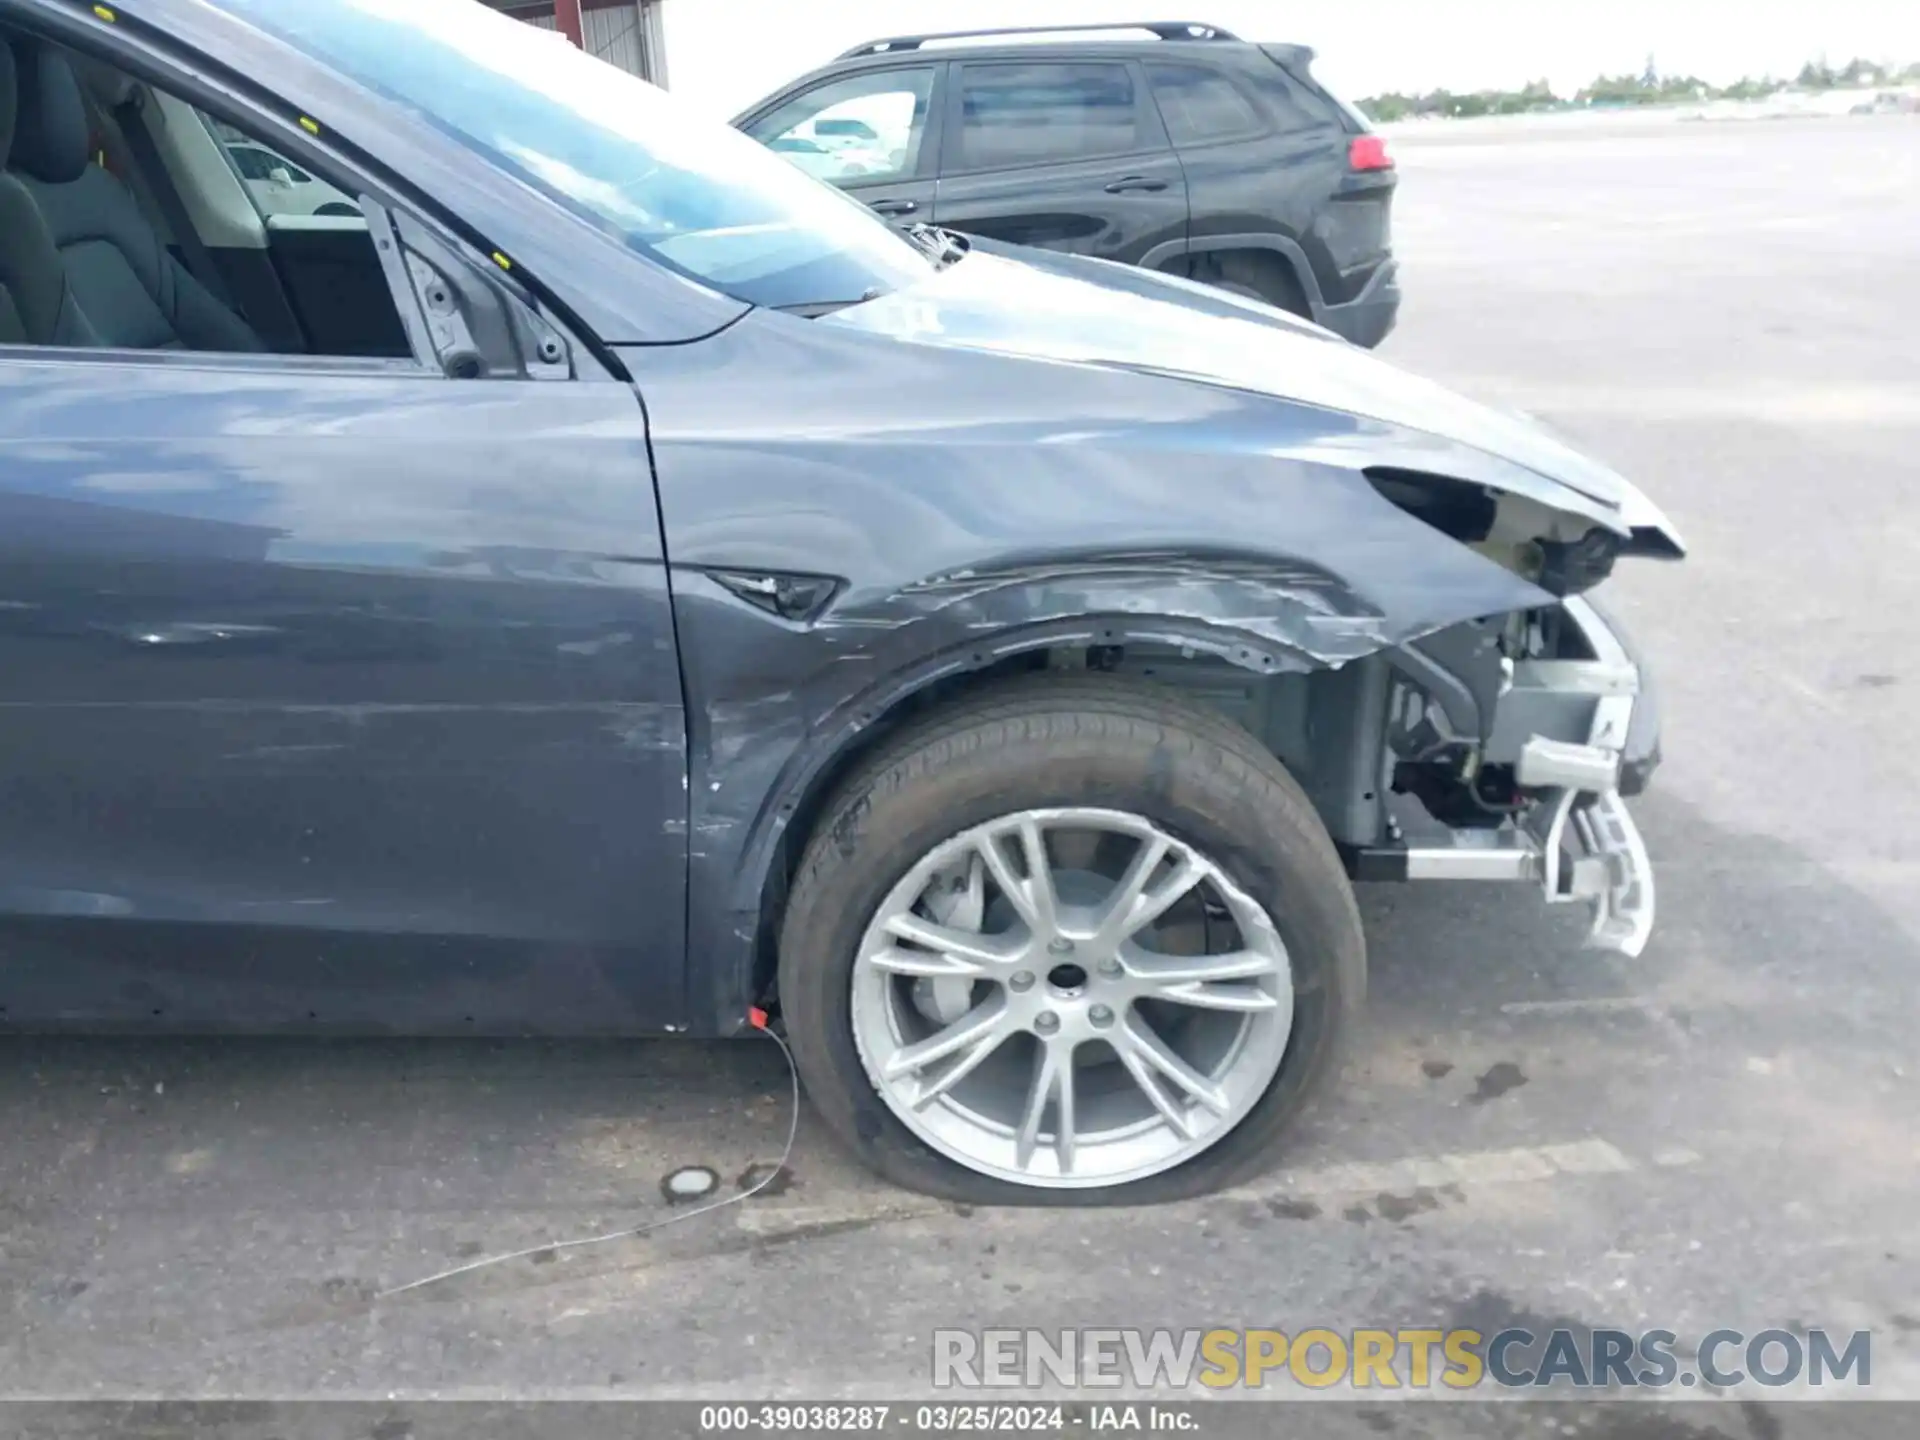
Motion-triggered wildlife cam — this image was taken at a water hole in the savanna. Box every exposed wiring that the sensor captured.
[377,1009,796,1300]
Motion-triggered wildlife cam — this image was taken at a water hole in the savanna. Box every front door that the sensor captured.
[0,245,688,1033]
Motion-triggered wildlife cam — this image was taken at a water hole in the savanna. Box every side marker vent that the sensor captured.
[709,570,842,622]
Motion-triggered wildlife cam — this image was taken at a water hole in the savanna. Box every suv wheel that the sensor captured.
[1202,251,1311,319]
[777,674,1365,1205]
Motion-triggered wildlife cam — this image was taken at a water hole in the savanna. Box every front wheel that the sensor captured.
[777,675,1365,1206]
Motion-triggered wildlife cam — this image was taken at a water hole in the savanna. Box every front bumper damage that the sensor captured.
[1348,594,1659,957]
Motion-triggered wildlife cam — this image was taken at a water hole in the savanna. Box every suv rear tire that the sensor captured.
[777,673,1366,1206]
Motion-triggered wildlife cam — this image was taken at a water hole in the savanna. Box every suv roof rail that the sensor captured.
[837,21,1241,59]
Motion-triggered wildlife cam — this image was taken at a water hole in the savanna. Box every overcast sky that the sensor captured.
[660,0,1920,116]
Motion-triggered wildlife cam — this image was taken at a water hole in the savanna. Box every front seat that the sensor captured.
[0,40,98,346]
[7,39,261,352]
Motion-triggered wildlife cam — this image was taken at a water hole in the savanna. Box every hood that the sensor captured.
[824,243,1684,555]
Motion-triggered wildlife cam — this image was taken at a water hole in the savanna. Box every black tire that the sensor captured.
[777,673,1366,1206]
[1205,250,1312,319]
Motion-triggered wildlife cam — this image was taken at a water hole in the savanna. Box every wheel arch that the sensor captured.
[721,610,1335,1034]
[679,525,1551,1038]
[1144,233,1327,313]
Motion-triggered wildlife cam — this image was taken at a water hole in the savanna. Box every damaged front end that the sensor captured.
[631,243,1688,1023]
[1337,464,1670,957]
[1358,594,1659,957]
[1085,578,1664,958]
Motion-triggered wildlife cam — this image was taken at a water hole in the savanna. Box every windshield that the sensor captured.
[218,0,932,309]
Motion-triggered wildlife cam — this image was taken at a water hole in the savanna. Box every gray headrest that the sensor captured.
[10,40,90,184]
[71,52,139,111]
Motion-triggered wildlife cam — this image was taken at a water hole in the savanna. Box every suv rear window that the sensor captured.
[954,62,1140,170]
[1244,64,1345,131]
[1146,63,1263,144]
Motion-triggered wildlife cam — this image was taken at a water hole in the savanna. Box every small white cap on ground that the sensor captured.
[665,1166,718,1199]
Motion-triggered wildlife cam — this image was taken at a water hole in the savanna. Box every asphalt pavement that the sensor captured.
[2,115,1917,1427]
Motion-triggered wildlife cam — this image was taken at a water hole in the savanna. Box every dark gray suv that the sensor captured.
[735,21,1401,347]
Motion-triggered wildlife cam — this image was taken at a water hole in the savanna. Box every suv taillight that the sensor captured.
[1348,135,1393,171]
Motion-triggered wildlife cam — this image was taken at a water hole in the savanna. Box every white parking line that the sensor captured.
[1500,995,1660,1016]
[732,1199,941,1235]
[1238,1138,1640,1202]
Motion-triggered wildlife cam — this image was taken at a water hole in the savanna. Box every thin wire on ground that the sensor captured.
[377,1018,799,1299]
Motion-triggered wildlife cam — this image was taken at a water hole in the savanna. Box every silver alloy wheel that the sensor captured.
[850,807,1294,1188]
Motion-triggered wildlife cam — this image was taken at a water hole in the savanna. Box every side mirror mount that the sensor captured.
[365,200,572,381]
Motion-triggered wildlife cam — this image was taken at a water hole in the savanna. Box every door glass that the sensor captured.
[954,63,1140,171]
[205,117,363,219]
[743,68,936,186]
[228,143,273,180]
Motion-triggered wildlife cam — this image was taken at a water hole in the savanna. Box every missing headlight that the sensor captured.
[1365,468,1498,544]
[1535,527,1621,596]
[1368,468,1623,597]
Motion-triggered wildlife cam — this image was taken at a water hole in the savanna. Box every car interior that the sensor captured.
[0,26,411,359]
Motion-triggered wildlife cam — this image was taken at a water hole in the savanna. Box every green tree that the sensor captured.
[1356,92,1413,122]
[1796,57,1836,88]
[1356,54,1912,123]
[1578,72,1652,105]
